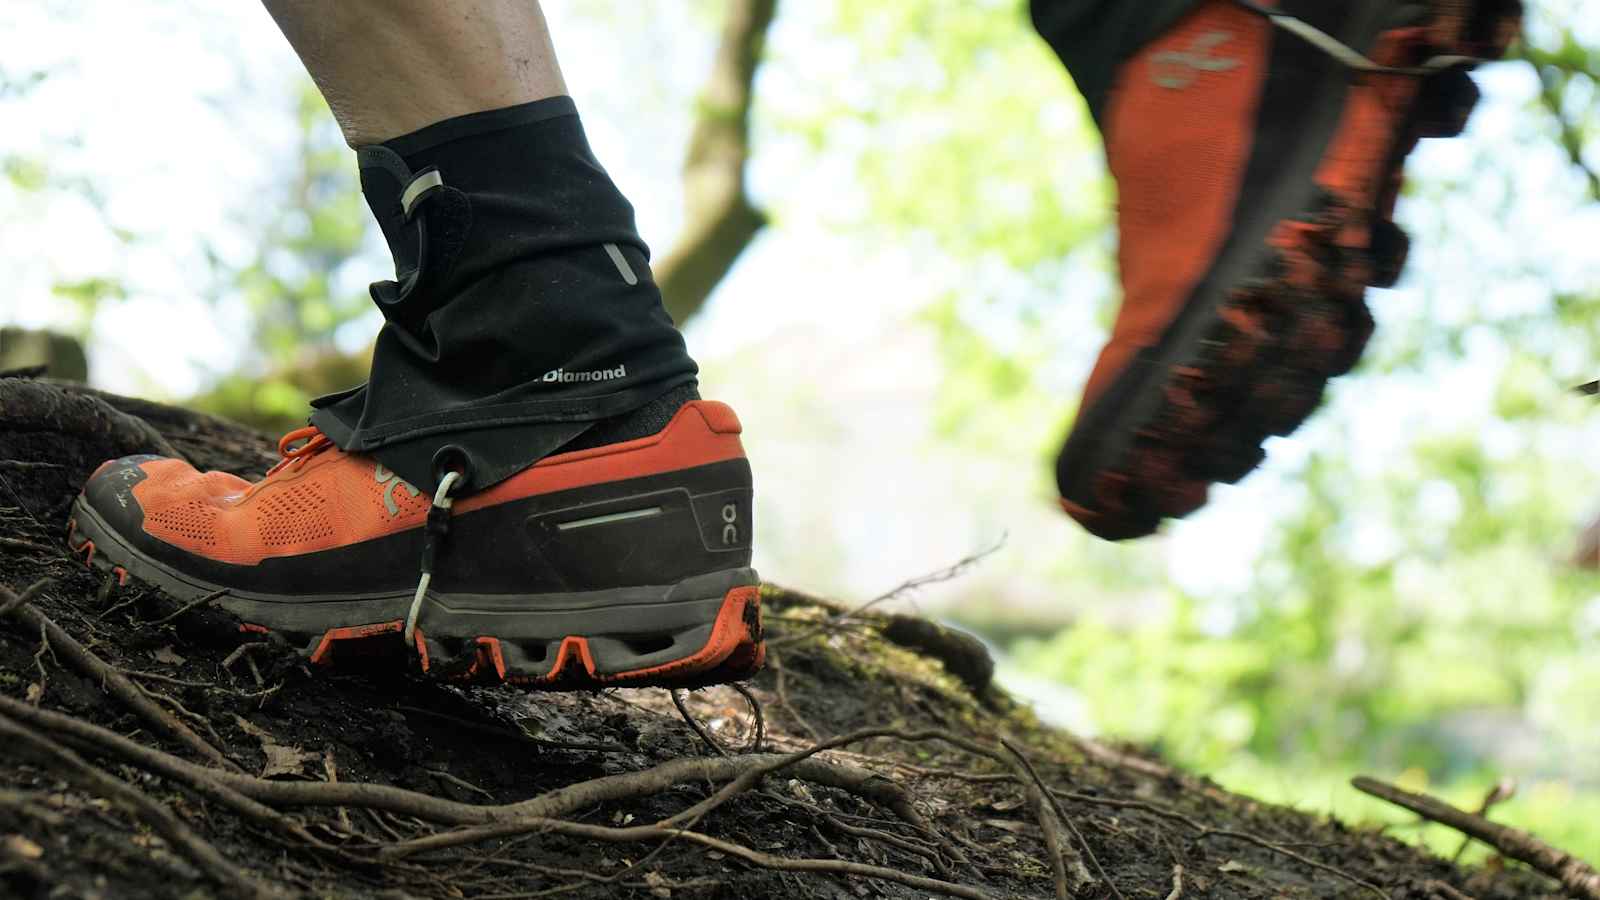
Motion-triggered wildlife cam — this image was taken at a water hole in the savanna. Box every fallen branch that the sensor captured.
[424,815,998,900]
[1353,776,1600,900]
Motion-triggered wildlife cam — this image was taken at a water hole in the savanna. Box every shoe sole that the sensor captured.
[1057,0,1520,540]
[67,498,764,690]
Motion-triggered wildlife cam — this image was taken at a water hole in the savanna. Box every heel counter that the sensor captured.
[687,400,743,435]
[523,457,753,589]
[678,401,752,565]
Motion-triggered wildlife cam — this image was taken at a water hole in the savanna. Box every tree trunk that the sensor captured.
[654,0,777,325]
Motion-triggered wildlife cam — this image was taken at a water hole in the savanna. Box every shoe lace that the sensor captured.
[263,424,462,651]
[266,426,335,477]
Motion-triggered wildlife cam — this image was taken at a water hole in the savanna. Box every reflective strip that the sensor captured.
[556,506,662,531]
[401,170,445,217]
[604,243,639,286]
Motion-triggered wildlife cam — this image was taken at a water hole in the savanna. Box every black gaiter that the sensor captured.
[310,96,699,493]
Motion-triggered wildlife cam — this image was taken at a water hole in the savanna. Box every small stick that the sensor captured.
[221,640,271,672]
[730,682,766,753]
[670,688,731,758]
[770,539,1004,649]
[0,578,47,619]
[324,749,353,834]
[1353,776,1600,900]
[29,620,52,705]
[1164,865,1184,900]
[768,649,822,743]
[1425,881,1477,900]
[0,536,58,554]
[1022,773,1070,900]
[1451,778,1516,862]
[1003,737,1121,900]
[149,588,228,626]
[426,768,495,801]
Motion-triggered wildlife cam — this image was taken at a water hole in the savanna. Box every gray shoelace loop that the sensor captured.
[405,469,462,647]
[1231,0,1482,76]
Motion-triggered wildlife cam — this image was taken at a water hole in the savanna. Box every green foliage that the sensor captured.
[188,83,374,432]
[51,277,126,320]
[221,84,371,365]
[806,0,1600,858]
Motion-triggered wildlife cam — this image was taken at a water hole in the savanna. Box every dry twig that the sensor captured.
[1004,737,1118,900]
[671,687,730,757]
[1164,864,1185,900]
[149,588,228,626]
[770,539,1003,649]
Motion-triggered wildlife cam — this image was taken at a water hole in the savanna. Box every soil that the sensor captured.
[0,374,1567,899]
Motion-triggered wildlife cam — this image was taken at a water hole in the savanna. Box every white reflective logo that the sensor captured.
[1150,31,1241,89]
[374,464,421,517]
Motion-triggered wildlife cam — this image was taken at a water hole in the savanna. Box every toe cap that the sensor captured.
[80,454,167,530]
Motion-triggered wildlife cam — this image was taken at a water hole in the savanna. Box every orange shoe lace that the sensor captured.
[262,424,463,651]
[264,426,336,477]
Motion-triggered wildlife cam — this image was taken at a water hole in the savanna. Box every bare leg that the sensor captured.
[261,0,568,146]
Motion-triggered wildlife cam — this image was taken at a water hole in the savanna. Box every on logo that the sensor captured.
[1150,31,1241,89]
[721,503,740,546]
[374,464,421,517]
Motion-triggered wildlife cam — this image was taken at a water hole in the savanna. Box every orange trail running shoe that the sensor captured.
[1052,0,1521,540]
[66,401,763,689]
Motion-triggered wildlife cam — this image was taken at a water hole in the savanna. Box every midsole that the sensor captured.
[71,496,758,643]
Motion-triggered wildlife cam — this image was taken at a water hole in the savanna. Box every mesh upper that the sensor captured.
[133,453,431,566]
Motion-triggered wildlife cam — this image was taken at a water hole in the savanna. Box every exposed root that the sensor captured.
[1004,737,1121,900]
[1355,775,1600,900]
[0,712,275,898]
[0,580,241,771]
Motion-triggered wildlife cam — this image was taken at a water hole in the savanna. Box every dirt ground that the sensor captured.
[0,374,1569,899]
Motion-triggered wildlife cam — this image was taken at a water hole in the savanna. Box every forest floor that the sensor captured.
[0,373,1577,899]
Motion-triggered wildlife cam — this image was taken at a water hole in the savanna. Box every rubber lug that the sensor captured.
[1368,220,1411,288]
[1415,66,1480,139]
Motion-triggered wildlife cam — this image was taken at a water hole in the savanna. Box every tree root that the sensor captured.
[0,712,275,898]
[0,580,240,771]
